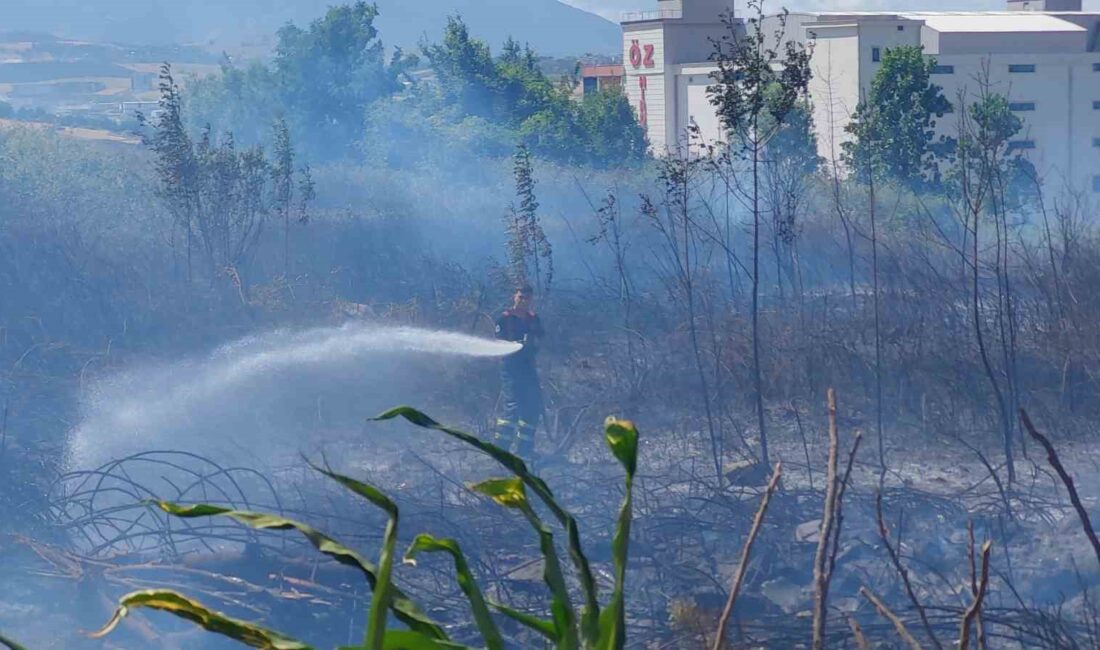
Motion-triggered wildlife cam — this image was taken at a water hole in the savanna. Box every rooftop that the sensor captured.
[917,13,1086,32]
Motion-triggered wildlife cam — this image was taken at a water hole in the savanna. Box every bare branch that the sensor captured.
[959,540,992,650]
[1021,409,1100,570]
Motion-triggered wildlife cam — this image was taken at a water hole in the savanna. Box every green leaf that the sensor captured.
[470,477,577,649]
[603,418,638,478]
[374,406,601,642]
[596,419,640,650]
[155,502,446,640]
[489,601,557,640]
[0,633,31,650]
[338,630,472,650]
[307,464,399,650]
[381,631,471,650]
[468,477,528,509]
[404,534,505,650]
[90,589,312,649]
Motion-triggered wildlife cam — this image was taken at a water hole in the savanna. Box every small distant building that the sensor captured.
[579,64,625,96]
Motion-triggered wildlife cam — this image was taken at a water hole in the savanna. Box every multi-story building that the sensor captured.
[622,0,1100,192]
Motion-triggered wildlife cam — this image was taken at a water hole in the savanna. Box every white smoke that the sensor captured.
[66,323,520,469]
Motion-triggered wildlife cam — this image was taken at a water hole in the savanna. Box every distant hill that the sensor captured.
[0,0,621,57]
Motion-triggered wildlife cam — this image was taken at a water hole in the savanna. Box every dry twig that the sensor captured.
[860,585,923,650]
[876,490,943,649]
[959,539,992,650]
[712,461,782,650]
[967,521,987,650]
[847,614,870,650]
[1020,409,1100,571]
[811,389,840,650]
[828,431,863,582]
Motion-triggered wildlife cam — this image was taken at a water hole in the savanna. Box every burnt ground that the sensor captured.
[3,396,1099,649]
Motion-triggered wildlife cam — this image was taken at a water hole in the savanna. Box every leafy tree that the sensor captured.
[423,16,503,120]
[576,89,648,168]
[424,15,645,168]
[141,65,313,290]
[708,2,812,469]
[187,2,413,157]
[186,59,283,146]
[842,46,952,186]
[274,1,414,152]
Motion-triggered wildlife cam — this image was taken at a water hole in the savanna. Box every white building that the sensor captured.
[622,0,1100,193]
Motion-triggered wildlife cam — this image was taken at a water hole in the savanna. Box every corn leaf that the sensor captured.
[375,406,601,642]
[404,534,505,650]
[308,464,399,650]
[90,589,312,649]
[595,418,639,650]
[379,632,471,650]
[0,633,30,650]
[155,502,446,640]
[338,631,472,650]
[468,476,527,508]
[489,601,557,640]
[470,478,578,650]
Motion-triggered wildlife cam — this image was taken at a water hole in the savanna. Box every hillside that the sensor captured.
[0,0,621,57]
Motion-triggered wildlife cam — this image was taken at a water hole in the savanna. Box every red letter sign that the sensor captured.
[629,40,642,68]
[643,44,655,68]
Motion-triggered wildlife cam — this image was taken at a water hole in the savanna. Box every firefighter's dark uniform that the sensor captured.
[494,308,544,457]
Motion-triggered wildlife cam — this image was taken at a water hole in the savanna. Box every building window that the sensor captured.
[932,65,955,74]
[872,47,881,62]
[1009,101,1037,112]
[1094,63,1100,72]
[1008,140,1036,151]
[1009,64,1036,73]
[1094,101,1100,110]
[897,25,905,31]
[1094,137,1100,147]
[1094,176,1100,193]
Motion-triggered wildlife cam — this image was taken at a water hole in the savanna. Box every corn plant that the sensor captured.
[90,407,640,650]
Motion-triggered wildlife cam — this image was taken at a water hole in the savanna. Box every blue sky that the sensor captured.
[563,0,1100,21]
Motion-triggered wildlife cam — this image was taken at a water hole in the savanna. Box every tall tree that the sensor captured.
[423,16,503,120]
[948,81,1028,484]
[272,118,315,277]
[708,1,812,470]
[842,46,952,187]
[141,64,200,285]
[276,2,414,151]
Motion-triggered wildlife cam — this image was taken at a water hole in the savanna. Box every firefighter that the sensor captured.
[494,284,544,458]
